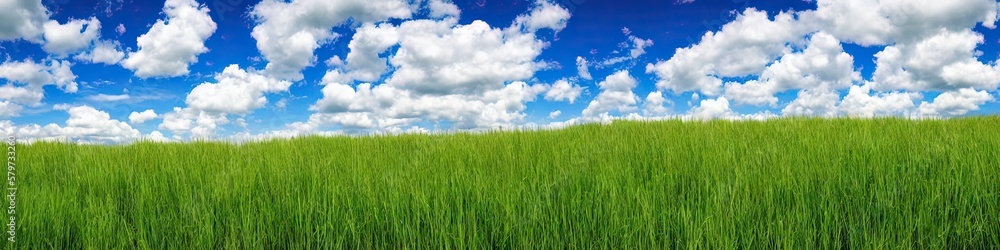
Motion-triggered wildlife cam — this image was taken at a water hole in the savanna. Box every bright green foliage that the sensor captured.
[6,118,1000,249]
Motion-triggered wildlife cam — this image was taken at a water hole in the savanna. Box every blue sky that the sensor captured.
[1,0,999,143]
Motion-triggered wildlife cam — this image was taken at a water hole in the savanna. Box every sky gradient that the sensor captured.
[1,0,999,143]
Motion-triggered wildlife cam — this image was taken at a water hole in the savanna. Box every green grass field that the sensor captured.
[6,118,1000,249]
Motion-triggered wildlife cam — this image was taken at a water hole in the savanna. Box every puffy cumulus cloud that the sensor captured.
[480,81,550,125]
[307,80,551,132]
[576,56,592,80]
[839,85,922,117]
[299,2,570,134]
[0,59,77,116]
[512,0,571,33]
[41,17,102,56]
[0,0,120,62]
[310,81,360,113]
[642,0,1000,120]
[802,0,998,45]
[759,32,858,90]
[782,86,991,118]
[582,70,639,118]
[1,105,140,143]
[0,102,22,117]
[342,23,400,82]
[74,40,125,65]
[725,32,859,106]
[918,88,994,117]
[121,0,217,78]
[384,19,548,95]
[129,109,159,124]
[870,29,1000,91]
[428,0,460,18]
[544,79,583,104]
[159,65,285,139]
[0,84,44,105]
[158,107,230,139]
[646,9,807,96]
[144,131,171,142]
[0,59,77,91]
[643,91,671,116]
[250,0,412,80]
[0,0,48,42]
[781,88,841,117]
[185,65,292,114]
[689,97,734,120]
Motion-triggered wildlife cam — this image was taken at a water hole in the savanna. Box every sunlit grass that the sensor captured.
[8,117,1000,248]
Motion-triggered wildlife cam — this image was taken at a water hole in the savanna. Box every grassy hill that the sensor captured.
[8,117,1000,248]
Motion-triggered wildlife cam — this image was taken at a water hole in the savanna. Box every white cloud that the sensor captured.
[759,32,858,90]
[0,59,77,91]
[75,40,125,65]
[918,88,994,117]
[689,97,734,120]
[0,0,122,64]
[158,107,230,139]
[548,110,561,119]
[174,0,572,138]
[41,17,102,56]
[265,111,415,137]
[0,102,23,117]
[0,0,126,66]
[0,59,78,116]
[596,34,653,67]
[629,36,653,58]
[646,9,807,96]
[782,88,840,117]
[1,105,140,143]
[310,1,571,129]
[513,0,571,33]
[640,0,1000,120]
[870,29,1000,91]
[576,56,592,80]
[644,91,671,116]
[780,86,993,118]
[311,81,358,113]
[385,19,548,95]
[725,32,858,106]
[86,93,130,102]
[0,0,48,42]
[0,85,44,106]
[342,23,400,82]
[121,0,217,78]
[803,0,999,45]
[544,79,583,104]
[185,64,293,114]
[129,109,159,124]
[839,85,921,117]
[582,70,639,118]
[250,0,413,80]
[428,0,460,18]
[309,80,552,131]
[144,131,171,142]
